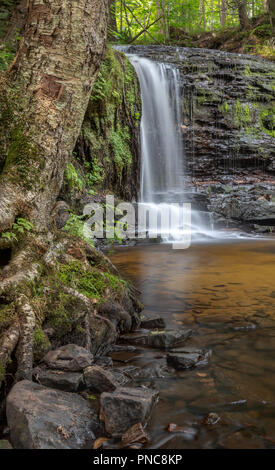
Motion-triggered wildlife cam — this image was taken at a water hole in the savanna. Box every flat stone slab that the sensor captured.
[140,316,166,330]
[100,386,158,437]
[120,328,192,350]
[33,367,83,392]
[167,347,210,370]
[7,380,102,449]
[84,365,118,393]
[42,344,93,372]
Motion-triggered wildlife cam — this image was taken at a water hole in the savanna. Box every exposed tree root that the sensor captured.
[0,231,141,392]
[15,295,36,381]
[0,324,20,388]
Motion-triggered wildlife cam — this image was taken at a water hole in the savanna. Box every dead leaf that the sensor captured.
[57,425,70,440]
[93,437,108,449]
[167,423,184,432]
[121,423,149,446]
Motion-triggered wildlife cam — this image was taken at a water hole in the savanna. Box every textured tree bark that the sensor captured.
[0,0,108,233]
[0,0,109,386]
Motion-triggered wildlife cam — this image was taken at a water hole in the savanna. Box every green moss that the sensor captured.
[244,66,251,77]
[196,87,222,106]
[260,105,275,137]
[0,42,15,72]
[57,260,126,301]
[109,124,132,179]
[34,326,51,351]
[79,47,141,196]
[64,163,85,191]
[3,127,40,187]
[46,291,79,338]
[233,101,252,128]
[219,102,229,114]
[0,361,5,384]
[63,213,94,247]
[0,302,14,334]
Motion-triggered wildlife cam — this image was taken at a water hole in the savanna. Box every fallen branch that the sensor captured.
[122,2,162,44]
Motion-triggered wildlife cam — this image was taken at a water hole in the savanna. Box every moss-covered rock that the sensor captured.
[75,47,141,201]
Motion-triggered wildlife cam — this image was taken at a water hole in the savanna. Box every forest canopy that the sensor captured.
[109,0,274,43]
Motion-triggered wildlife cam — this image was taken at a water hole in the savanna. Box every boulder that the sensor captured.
[7,380,102,449]
[42,344,93,371]
[120,328,192,350]
[100,386,158,437]
[33,367,83,392]
[167,347,210,370]
[84,366,118,393]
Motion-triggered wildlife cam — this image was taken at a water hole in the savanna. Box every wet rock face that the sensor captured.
[208,183,275,227]
[6,381,102,449]
[125,45,275,179]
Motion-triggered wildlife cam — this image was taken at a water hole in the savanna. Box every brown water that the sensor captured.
[109,240,275,449]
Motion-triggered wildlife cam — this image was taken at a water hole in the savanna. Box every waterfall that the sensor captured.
[122,49,250,243]
[129,56,184,204]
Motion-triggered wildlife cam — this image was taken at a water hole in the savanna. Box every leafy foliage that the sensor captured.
[1,217,34,242]
[110,0,271,44]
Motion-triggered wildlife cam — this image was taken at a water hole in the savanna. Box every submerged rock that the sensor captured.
[100,386,158,437]
[42,344,93,372]
[6,380,102,449]
[120,328,192,350]
[167,347,210,370]
[84,366,118,393]
[33,367,83,392]
[140,316,166,330]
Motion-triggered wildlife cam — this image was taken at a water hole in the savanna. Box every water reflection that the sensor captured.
[109,240,275,449]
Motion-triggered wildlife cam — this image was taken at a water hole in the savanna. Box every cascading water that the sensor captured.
[127,52,217,243]
[120,48,251,243]
[130,56,184,203]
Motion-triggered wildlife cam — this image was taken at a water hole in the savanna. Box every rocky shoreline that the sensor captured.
[0,312,210,449]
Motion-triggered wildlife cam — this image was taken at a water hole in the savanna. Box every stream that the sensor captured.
[107,47,275,448]
[110,240,275,449]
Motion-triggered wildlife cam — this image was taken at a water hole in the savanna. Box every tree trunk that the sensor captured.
[0,0,108,234]
[268,0,275,31]
[108,0,118,39]
[221,0,227,27]
[0,0,109,386]
[155,0,165,36]
[235,1,249,28]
